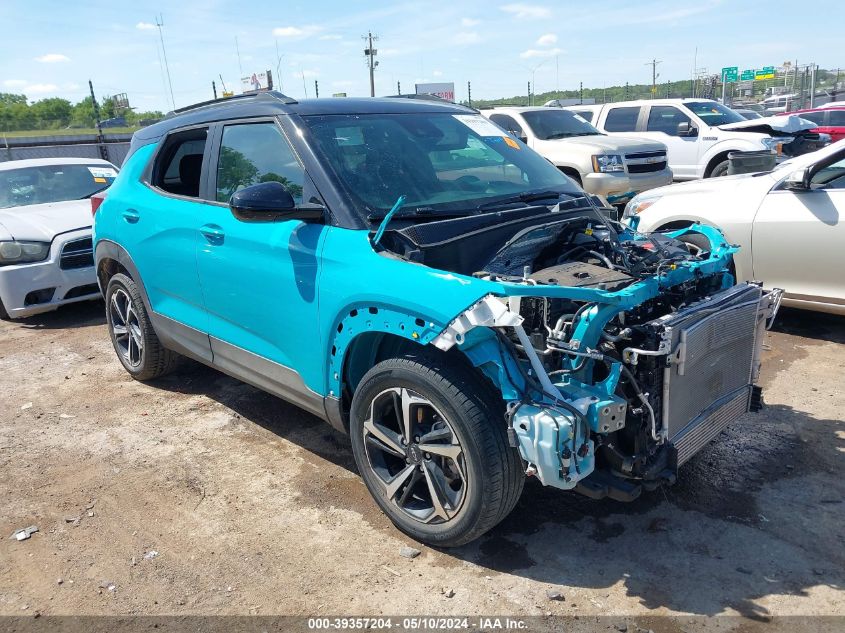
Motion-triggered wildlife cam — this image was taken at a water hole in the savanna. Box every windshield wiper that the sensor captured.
[79,185,110,199]
[368,206,475,221]
[477,190,571,211]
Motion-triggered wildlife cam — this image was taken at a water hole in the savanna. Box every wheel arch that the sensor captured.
[95,240,153,315]
[327,307,514,433]
[653,219,742,279]
[557,165,583,186]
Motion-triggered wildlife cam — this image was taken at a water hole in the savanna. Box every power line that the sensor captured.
[155,14,176,110]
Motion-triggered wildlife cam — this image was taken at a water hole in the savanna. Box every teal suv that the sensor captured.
[94,92,781,546]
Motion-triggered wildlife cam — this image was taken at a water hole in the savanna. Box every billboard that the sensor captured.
[241,70,273,93]
[415,82,455,102]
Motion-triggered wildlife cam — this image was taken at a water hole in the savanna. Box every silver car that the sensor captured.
[624,140,845,315]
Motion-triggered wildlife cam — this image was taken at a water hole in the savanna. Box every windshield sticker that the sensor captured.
[503,136,521,150]
[93,177,107,183]
[87,166,117,179]
[452,114,507,138]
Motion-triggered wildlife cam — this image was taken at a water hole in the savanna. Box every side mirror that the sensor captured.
[784,168,811,191]
[509,131,527,143]
[677,122,698,137]
[229,181,322,222]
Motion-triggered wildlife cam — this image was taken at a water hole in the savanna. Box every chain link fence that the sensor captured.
[1,133,131,166]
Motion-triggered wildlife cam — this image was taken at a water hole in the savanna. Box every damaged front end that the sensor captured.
[409,214,783,501]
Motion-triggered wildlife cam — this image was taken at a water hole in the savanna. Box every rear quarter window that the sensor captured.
[604,107,641,132]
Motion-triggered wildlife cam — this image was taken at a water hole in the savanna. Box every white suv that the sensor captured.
[480,107,671,203]
[567,99,812,180]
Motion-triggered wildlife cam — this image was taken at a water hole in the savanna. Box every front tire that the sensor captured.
[105,273,182,380]
[350,353,524,547]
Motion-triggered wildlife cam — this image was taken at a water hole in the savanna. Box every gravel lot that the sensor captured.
[1,300,843,628]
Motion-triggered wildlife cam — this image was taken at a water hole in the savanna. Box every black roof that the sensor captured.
[133,91,473,142]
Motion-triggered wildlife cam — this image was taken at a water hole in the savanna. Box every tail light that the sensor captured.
[91,190,107,216]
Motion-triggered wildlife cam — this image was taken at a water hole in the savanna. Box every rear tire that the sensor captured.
[708,159,730,178]
[349,352,524,547]
[105,273,183,380]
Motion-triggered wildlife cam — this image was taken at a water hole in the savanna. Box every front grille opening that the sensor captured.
[63,284,100,300]
[24,288,55,306]
[628,161,667,174]
[60,237,94,270]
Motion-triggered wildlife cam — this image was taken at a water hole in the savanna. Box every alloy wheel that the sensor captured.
[362,387,467,524]
[110,288,143,368]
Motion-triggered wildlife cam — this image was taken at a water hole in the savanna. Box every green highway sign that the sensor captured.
[721,66,738,82]
[741,69,755,81]
[755,66,776,80]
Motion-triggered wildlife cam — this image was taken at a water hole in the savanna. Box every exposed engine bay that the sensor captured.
[380,204,783,501]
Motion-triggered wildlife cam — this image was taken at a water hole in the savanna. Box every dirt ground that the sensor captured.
[1,300,843,628]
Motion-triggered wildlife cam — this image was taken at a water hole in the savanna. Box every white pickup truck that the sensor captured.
[565,98,826,179]
[480,106,672,203]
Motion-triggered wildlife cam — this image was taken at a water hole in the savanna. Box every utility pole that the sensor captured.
[235,36,243,76]
[363,31,379,97]
[527,81,531,106]
[397,81,401,95]
[155,14,176,110]
[645,58,662,98]
[579,81,583,104]
[212,81,217,99]
[314,80,319,98]
[467,81,472,108]
[88,80,108,162]
[625,81,629,100]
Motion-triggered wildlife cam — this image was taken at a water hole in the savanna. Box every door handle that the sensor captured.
[200,224,225,245]
[122,209,140,224]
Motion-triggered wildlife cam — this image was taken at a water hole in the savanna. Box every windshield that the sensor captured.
[686,101,746,126]
[301,112,582,218]
[521,109,603,140]
[0,163,117,209]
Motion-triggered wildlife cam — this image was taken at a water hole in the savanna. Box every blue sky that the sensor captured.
[1,0,843,111]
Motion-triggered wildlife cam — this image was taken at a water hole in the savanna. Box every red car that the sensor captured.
[778,107,845,143]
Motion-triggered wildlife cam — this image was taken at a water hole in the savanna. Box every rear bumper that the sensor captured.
[0,229,100,319]
[582,168,673,200]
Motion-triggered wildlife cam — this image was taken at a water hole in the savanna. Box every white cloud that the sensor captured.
[300,69,319,78]
[500,3,551,19]
[519,47,562,59]
[3,79,27,88]
[136,21,156,30]
[461,17,480,27]
[272,25,320,39]
[433,70,443,77]
[318,34,342,40]
[24,83,60,94]
[34,53,70,63]
[332,80,355,88]
[274,26,305,37]
[536,33,557,46]
[453,31,481,45]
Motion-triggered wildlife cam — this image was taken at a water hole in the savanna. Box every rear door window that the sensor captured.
[798,111,826,125]
[488,114,525,138]
[153,129,208,198]
[826,111,845,126]
[604,107,641,132]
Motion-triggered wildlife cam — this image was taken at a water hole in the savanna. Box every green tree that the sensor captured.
[258,172,303,200]
[70,97,96,128]
[216,147,259,200]
[30,98,72,129]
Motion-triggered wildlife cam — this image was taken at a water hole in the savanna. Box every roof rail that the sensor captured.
[386,93,449,102]
[167,90,298,116]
